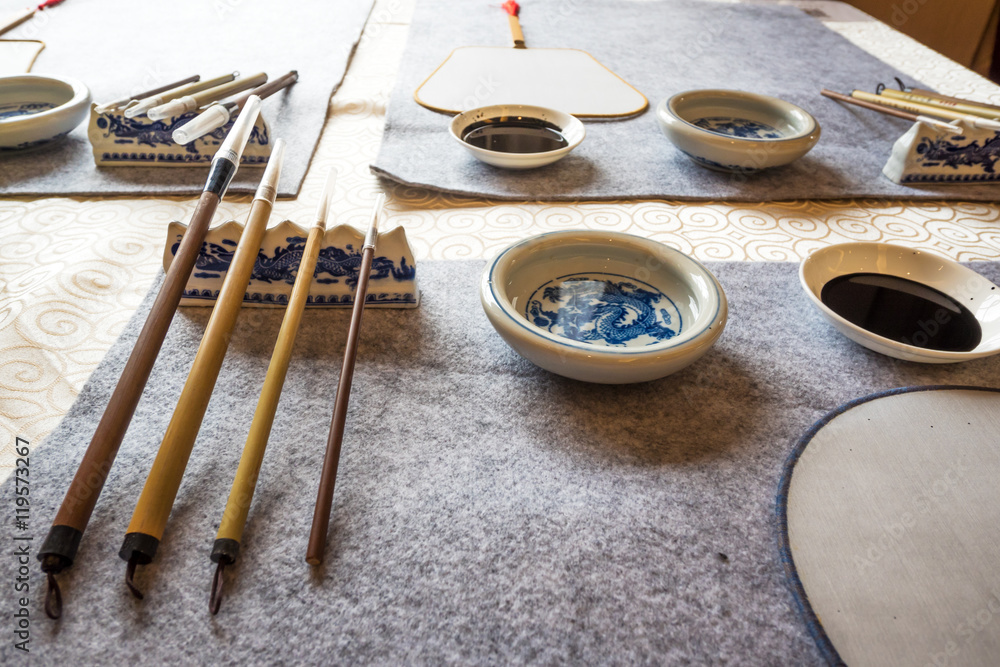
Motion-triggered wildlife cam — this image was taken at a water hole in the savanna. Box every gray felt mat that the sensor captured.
[371,0,1000,202]
[0,0,374,197]
[2,259,1000,663]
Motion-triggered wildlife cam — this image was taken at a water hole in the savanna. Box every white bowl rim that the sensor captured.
[485,230,726,356]
[661,89,818,143]
[450,103,586,159]
[0,74,91,129]
[799,241,1000,361]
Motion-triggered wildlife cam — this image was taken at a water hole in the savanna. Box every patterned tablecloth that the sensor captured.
[2,0,1000,475]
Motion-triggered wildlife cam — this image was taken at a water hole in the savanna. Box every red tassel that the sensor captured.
[502,0,520,17]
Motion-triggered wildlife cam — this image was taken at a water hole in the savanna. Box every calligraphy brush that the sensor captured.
[210,168,338,615]
[147,72,268,121]
[173,70,299,146]
[820,89,961,133]
[878,88,1000,121]
[94,74,201,114]
[124,72,237,119]
[117,100,273,599]
[35,96,263,620]
[847,89,1000,131]
[305,194,384,566]
[901,86,1000,115]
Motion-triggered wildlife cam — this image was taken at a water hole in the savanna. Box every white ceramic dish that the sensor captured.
[0,74,91,151]
[656,89,820,172]
[800,242,1000,363]
[481,230,728,384]
[450,104,585,169]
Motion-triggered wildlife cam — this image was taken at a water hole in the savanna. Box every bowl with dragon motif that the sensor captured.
[656,89,820,172]
[481,230,728,384]
[0,74,91,151]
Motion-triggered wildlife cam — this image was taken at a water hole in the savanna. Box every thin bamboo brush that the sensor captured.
[879,88,1000,121]
[306,194,385,566]
[35,96,263,620]
[210,168,338,615]
[849,89,1000,131]
[118,102,277,599]
[903,87,1000,115]
[94,74,201,114]
[821,88,961,133]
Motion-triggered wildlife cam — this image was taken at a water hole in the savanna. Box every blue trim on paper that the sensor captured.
[774,384,1000,666]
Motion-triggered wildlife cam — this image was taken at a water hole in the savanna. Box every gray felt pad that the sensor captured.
[2,260,999,663]
[371,0,1000,201]
[0,0,374,197]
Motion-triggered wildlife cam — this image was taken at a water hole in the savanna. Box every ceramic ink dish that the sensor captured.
[481,230,728,383]
[0,74,90,150]
[656,89,820,172]
[800,242,1000,363]
[451,104,585,169]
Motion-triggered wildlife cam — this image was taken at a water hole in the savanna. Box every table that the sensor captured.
[1,2,999,660]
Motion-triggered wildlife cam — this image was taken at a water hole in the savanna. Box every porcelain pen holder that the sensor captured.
[88,104,271,166]
[883,118,1000,184]
[163,220,420,308]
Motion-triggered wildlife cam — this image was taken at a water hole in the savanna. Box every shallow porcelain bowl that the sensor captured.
[450,104,585,170]
[0,74,91,150]
[656,89,820,172]
[481,230,728,384]
[800,242,1000,363]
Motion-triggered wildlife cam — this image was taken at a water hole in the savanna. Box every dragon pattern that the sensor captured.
[528,276,678,346]
[172,236,417,286]
[96,112,268,153]
[915,134,1000,173]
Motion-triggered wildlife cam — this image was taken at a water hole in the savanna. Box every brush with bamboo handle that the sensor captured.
[879,88,1000,121]
[821,89,961,133]
[35,96,262,621]
[118,100,275,599]
[899,86,1000,115]
[850,90,1000,131]
[209,168,338,615]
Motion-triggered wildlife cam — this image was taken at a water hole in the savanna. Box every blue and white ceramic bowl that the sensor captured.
[656,89,820,172]
[0,74,90,151]
[481,230,728,384]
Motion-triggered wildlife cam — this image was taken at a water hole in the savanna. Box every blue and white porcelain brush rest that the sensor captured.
[882,118,1000,184]
[163,220,419,308]
[88,103,271,166]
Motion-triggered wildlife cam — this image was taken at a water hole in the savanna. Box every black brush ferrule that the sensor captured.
[37,525,83,572]
[118,532,159,565]
[211,538,240,565]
